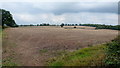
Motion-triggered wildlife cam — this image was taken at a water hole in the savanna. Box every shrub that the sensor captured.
[105,36,120,67]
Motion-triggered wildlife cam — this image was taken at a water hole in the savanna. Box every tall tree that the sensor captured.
[0,9,18,29]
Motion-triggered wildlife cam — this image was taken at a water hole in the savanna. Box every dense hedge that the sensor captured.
[80,24,120,30]
[105,35,120,67]
[95,25,120,30]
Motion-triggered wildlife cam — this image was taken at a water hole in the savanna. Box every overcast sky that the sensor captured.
[0,1,119,25]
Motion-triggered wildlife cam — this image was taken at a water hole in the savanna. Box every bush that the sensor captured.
[105,36,120,66]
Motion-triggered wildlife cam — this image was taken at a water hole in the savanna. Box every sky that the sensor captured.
[0,0,119,25]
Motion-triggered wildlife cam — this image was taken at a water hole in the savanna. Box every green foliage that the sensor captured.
[48,44,106,66]
[63,24,120,30]
[60,23,64,27]
[3,61,18,66]
[95,25,120,30]
[2,57,18,66]
[105,36,120,66]
[0,9,18,29]
[79,24,120,30]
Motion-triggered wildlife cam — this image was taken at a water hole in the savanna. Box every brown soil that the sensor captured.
[2,26,118,66]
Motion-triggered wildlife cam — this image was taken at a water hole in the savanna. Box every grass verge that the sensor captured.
[48,44,106,66]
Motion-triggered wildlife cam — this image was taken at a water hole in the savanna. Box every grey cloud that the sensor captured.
[51,2,118,15]
[0,2,118,15]
[0,2,118,25]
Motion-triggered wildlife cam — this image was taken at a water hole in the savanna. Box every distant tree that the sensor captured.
[40,24,42,26]
[42,23,46,26]
[79,24,81,26]
[65,24,68,26]
[75,24,78,26]
[60,23,64,27]
[0,9,18,29]
[37,24,39,26]
[30,24,33,26]
[68,24,70,26]
[46,23,49,26]
[71,24,74,26]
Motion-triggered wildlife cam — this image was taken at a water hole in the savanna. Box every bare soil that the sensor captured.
[2,26,118,66]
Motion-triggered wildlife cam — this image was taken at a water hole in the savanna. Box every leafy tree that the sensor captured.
[60,23,64,27]
[30,24,34,26]
[65,24,68,26]
[37,24,39,26]
[0,9,18,29]
[72,24,74,26]
[75,24,78,26]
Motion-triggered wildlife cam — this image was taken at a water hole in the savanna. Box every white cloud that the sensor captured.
[1,2,118,15]
[13,12,118,25]
[17,14,36,22]
[1,2,118,25]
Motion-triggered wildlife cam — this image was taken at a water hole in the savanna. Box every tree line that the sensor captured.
[60,23,120,30]
[0,9,120,30]
[19,23,50,26]
[80,24,120,30]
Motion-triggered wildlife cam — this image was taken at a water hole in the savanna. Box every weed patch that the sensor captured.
[48,44,106,66]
